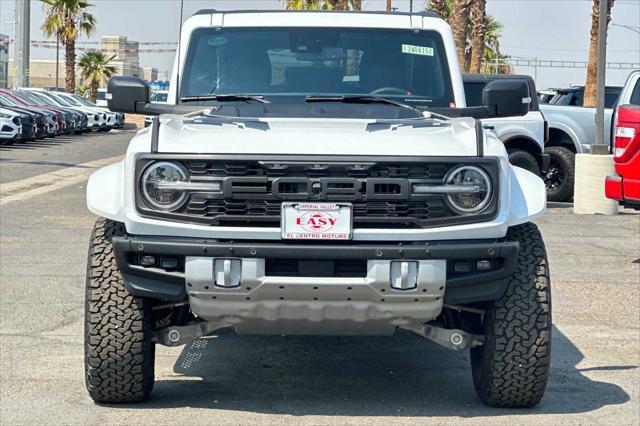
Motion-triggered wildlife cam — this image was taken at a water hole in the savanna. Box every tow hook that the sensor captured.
[152,321,229,347]
[403,324,484,350]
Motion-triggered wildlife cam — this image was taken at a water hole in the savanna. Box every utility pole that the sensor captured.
[14,0,31,88]
[386,0,392,12]
[55,32,60,90]
[573,0,617,216]
[593,0,609,154]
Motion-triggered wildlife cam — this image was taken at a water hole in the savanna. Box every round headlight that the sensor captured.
[141,162,188,211]
[445,166,492,214]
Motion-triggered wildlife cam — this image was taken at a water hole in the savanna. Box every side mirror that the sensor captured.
[482,79,530,118]
[107,77,150,114]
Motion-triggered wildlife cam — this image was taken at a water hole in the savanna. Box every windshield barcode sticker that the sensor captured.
[402,44,434,56]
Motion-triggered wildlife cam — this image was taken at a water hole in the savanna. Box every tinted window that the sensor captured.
[181,27,454,107]
[551,92,578,106]
[605,92,620,108]
[630,80,640,106]
[463,82,486,106]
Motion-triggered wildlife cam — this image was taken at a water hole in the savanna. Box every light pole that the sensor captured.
[592,0,609,154]
[14,0,30,88]
[55,32,60,90]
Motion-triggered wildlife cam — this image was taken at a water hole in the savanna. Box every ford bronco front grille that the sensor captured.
[135,156,500,229]
[183,199,451,228]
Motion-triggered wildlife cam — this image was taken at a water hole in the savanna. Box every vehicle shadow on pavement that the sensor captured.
[131,325,631,416]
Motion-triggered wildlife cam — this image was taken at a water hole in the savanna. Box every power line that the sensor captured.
[502,45,639,52]
[487,58,640,69]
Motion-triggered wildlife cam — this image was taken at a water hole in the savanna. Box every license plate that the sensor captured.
[281,202,352,240]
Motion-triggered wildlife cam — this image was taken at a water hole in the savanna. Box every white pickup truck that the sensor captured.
[85,9,551,408]
[540,86,622,202]
[464,73,548,176]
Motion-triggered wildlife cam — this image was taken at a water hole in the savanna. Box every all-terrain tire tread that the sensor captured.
[507,149,541,176]
[545,146,575,202]
[84,218,154,403]
[471,222,552,408]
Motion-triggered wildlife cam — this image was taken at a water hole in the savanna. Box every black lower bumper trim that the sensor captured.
[112,236,519,304]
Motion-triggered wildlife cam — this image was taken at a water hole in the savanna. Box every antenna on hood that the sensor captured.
[175,0,185,104]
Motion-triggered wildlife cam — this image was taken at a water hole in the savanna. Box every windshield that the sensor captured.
[180,27,454,107]
[10,91,39,105]
[74,95,96,107]
[57,95,82,106]
[47,93,73,107]
[96,91,106,101]
[21,92,56,107]
[0,93,23,107]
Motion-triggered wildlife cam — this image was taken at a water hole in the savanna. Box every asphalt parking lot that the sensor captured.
[0,131,638,425]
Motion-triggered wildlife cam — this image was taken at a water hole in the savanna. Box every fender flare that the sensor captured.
[86,160,126,222]
[546,121,582,153]
[507,166,546,226]
[501,134,544,155]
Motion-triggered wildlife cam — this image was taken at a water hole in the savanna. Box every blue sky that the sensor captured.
[1,0,639,89]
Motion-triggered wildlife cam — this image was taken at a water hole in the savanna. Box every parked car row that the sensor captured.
[0,88,125,145]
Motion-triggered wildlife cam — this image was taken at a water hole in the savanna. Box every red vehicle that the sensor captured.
[606,70,640,210]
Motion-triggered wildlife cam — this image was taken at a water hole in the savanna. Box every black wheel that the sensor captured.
[544,146,575,202]
[471,223,552,408]
[85,218,155,403]
[508,149,541,175]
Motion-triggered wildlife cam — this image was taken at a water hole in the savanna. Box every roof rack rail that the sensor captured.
[193,9,442,18]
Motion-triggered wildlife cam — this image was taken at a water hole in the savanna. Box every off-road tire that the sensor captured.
[508,149,541,176]
[545,146,575,202]
[470,223,551,408]
[84,218,155,403]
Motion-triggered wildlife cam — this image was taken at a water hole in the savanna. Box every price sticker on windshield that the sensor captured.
[402,44,434,57]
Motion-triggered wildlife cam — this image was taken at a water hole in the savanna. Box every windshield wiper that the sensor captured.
[180,94,268,104]
[305,95,422,114]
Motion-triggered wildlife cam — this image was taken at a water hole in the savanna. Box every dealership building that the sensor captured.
[6,35,158,89]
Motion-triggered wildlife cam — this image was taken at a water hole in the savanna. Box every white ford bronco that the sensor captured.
[86,10,551,408]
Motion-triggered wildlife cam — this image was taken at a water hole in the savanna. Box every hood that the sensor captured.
[148,116,482,157]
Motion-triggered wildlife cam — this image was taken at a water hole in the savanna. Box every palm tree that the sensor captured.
[78,51,116,102]
[285,0,322,10]
[468,0,486,73]
[428,1,511,74]
[584,0,615,107]
[428,0,448,18]
[450,0,470,71]
[284,0,361,10]
[41,0,96,93]
[480,16,512,74]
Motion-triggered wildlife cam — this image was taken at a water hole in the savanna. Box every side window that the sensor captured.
[605,92,620,109]
[463,82,486,107]
[572,91,584,106]
[629,80,640,106]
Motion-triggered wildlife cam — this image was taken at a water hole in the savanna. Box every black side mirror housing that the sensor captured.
[107,77,151,114]
[482,79,530,118]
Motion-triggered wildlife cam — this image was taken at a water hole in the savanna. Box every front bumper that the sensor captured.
[113,236,518,333]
